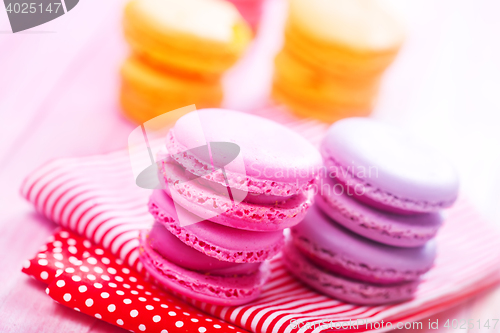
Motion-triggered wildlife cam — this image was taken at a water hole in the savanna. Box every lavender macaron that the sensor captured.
[320,117,459,214]
[284,205,436,304]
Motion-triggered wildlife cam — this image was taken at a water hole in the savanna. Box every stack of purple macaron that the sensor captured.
[283,117,460,304]
[139,108,323,305]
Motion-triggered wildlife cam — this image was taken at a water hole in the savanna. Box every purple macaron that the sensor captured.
[165,109,323,214]
[316,176,443,247]
[320,118,459,214]
[283,204,436,304]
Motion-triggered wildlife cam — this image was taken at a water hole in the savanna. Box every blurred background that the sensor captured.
[1,0,500,224]
[0,0,500,331]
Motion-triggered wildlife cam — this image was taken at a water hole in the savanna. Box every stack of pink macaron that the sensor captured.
[139,108,323,305]
[283,117,460,304]
[225,0,265,32]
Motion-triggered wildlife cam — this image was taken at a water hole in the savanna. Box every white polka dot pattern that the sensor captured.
[23,230,240,333]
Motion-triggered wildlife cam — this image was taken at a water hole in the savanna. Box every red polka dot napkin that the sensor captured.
[23,229,248,333]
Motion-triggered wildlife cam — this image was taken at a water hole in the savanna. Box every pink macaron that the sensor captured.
[163,108,323,230]
[140,229,270,306]
[225,0,265,32]
[316,176,444,247]
[320,118,459,214]
[284,204,436,304]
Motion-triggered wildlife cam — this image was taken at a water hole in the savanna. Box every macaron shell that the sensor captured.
[149,189,285,262]
[321,117,460,213]
[273,51,380,111]
[226,0,265,32]
[148,222,261,275]
[274,50,381,97]
[166,109,323,196]
[283,242,419,305]
[317,177,443,247]
[161,158,314,231]
[124,0,251,77]
[139,231,269,306]
[291,204,437,284]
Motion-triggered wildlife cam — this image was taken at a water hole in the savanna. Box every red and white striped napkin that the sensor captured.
[21,108,500,332]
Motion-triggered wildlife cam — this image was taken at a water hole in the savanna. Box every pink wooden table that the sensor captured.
[1,0,500,332]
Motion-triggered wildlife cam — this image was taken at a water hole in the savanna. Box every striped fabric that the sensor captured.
[20,108,500,333]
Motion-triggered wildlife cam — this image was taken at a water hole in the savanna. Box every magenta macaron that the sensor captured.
[316,176,444,247]
[284,204,436,304]
[140,190,279,306]
[320,117,459,214]
[140,227,270,305]
[225,0,265,32]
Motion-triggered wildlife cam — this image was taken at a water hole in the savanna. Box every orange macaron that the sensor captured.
[123,0,252,79]
[272,0,404,122]
[120,0,251,124]
[120,56,223,124]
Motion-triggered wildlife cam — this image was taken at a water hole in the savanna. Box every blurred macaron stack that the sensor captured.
[272,0,405,122]
[283,118,460,304]
[120,0,252,124]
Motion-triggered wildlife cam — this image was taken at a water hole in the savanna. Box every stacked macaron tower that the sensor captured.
[283,118,460,304]
[120,0,252,124]
[139,109,323,305]
[272,0,405,122]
